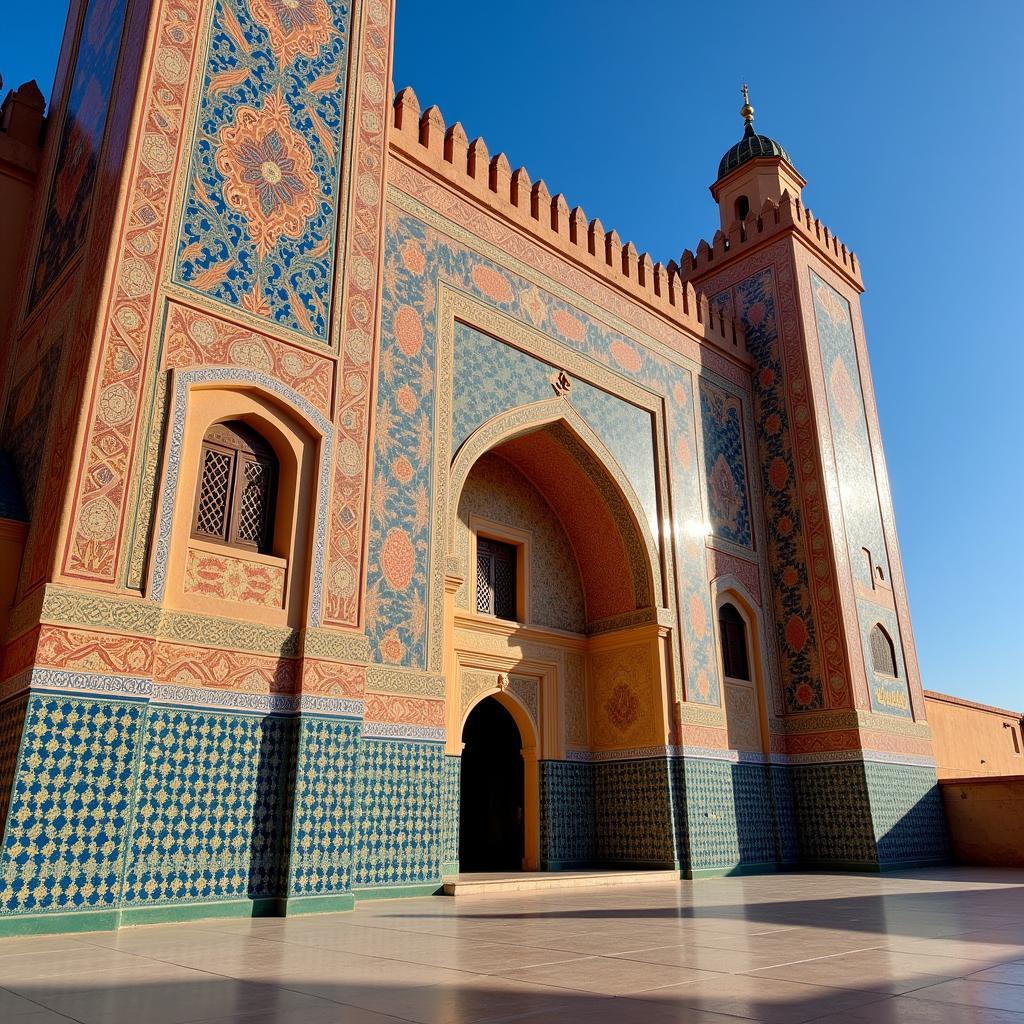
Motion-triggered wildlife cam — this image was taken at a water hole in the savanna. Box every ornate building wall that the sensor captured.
[0,0,948,935]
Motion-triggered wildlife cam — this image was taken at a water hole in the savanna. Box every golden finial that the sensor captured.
[740,83,755,126]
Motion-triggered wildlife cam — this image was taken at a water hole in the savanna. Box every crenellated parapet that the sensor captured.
[679,193,863,290]
[390,87,749,364]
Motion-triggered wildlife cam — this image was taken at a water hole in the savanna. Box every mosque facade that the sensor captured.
[0,0,948,934]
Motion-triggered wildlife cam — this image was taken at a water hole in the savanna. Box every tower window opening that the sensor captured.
[869,623,898,677]
[1010,725,1021,756]
[476,536,517,621]
[192,420,277,554]
[735,195,750,221]
[719,602,750,681]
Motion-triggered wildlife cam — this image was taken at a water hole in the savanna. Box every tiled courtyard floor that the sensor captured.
[2,868,1024,1023]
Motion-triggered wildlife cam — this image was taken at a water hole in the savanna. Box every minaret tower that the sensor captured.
[710,86,806,231]
[681,89,948,870]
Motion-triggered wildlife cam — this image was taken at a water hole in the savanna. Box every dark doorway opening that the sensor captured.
[459,696,524,872]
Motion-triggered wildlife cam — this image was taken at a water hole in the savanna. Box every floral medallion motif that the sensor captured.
[248,0,332,64]
[605,682,640,732]
[215,91,319,259]
[709,454,742,531]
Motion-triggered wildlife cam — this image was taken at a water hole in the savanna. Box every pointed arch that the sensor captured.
[712,575,770,754]
[448,398,662,622]
[459,685,540,871]
[870,623,898,678]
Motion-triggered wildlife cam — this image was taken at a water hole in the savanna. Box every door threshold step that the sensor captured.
[441,869,680,896]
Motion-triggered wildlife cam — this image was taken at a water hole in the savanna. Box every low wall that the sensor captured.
[940,776,1024,867]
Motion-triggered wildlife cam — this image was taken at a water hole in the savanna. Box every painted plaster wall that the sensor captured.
[711,266,834,713]
[455,452,586,633]
[369,203,725,710]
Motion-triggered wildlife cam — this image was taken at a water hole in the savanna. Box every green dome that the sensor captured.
[717,121,792,180]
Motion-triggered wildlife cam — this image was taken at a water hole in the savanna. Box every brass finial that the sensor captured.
[740,83,755,126]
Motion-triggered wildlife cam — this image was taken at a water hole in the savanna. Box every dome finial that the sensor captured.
[740,83,755,127]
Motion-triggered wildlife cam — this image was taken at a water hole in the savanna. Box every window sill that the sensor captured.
[188,537,287,570]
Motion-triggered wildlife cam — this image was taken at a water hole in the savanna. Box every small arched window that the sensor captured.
[870,624,898,677]
[192,421,277,554]
[719,602,750,681]
[735,195,750,222]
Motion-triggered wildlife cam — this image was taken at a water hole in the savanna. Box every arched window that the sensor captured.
[192,420,278,554]
[735,195,750,221]
[870,624,898,677]
[719,602,750,681]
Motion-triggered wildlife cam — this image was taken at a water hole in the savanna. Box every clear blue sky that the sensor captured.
[2,1,1021,709]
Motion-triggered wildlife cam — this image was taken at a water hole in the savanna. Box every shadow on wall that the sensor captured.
[246,715,300,903]
[541,757,949,876]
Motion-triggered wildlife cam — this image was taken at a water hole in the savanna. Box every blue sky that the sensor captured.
[2,1,1021,709]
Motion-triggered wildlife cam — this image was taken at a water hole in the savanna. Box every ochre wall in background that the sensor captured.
[925,691,1024,780]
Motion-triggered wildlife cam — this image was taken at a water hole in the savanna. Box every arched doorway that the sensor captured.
[444,403,671,874]
[459,696,525,872]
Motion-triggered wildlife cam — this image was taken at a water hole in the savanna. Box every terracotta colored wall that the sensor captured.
[0,82,44,364]
[940,777,1024,866]
[925,691,1024,780]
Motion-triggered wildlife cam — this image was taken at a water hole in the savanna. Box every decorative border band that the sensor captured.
[361,721,445,743]
[562,744,936,770]
[9,668,364,719]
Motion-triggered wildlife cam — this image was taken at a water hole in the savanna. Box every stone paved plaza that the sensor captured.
[1,868,1024,1023]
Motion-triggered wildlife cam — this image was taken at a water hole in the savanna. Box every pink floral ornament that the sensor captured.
[216,91,319,258]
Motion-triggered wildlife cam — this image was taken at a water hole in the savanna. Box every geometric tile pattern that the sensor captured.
[123,709,296,905]
[680,758,777,872]
[440,754,460,871]
[0,684,949,918]
[350,739,443,888]
[769,763,800,865]
[539,760,596,867]
[790,761,877,866]
[288,716,361,897]
[594,758,676,866]
[0,695,144,915]
[174,0,352,340]
[0,697,28,857]
[865,761,949,866]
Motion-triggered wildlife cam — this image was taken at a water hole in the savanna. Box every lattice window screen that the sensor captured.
[870,624,898,677]
[475,537,517,620]
[476,551,492,614]
[493,553,515,620]
[236,457,271,546]
[195,447,232,538]
[192,423,277,553]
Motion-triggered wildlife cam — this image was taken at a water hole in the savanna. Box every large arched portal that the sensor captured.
[445,404,672,874]
[459,696,525,871]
